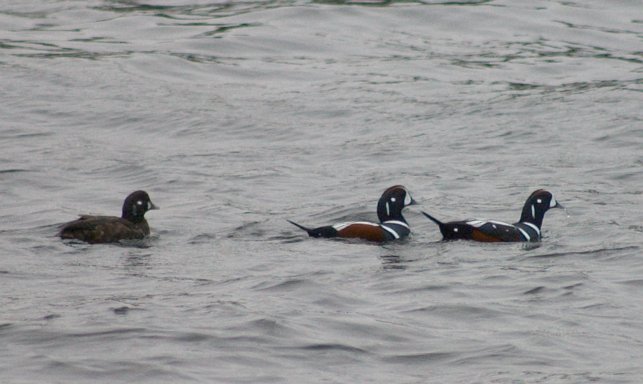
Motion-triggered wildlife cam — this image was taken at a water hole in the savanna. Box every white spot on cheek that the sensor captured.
[537,198,542,204]
[137,201,143,205]
[390,197,396,202]
[453,227,459,232]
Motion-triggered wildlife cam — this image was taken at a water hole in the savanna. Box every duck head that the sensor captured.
[377,185,416,223]
[122,190,159,222]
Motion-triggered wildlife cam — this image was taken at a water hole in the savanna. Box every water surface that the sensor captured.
[1,0,642,383]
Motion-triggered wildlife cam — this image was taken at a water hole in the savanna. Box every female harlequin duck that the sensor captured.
[59,190,159,244]
[421,189,563,242]
[288,185,416,243]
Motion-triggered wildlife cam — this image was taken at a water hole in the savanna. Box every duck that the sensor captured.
[421,189,562,242]
[288,185,416,243]
[59,190,159,244]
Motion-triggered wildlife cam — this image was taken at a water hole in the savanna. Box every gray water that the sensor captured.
[1,0,642,383]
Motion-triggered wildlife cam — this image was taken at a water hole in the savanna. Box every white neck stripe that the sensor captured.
[522,222,541,235]
[382,220,409,229]
[381,225,400,239]
[516,227,530,241]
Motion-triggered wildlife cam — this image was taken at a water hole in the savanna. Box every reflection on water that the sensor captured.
[379,254,405,269]
[124,252,153,268]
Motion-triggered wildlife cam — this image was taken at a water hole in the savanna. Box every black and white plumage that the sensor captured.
[422,189,563,242]
[288,185,416,243]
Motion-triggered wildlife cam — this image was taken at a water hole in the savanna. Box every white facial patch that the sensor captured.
[550,196,557,208]
[137,201,143,205]
[404,192,412,206]
[537,198,542,204]
[390,197,396,202]
[453,227,459,232]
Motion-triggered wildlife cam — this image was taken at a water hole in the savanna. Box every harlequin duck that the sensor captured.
[287,185,416,243]
[421,189,563,242]
[59,190,159,244]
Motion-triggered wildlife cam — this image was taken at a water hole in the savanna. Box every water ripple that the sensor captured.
[1,0,642,383]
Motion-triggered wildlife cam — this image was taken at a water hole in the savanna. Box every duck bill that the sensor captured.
[149,202,160,210]
[549,196,563,210]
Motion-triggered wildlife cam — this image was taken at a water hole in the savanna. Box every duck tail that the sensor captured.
[287,220,312,234]
[421,211,444,227]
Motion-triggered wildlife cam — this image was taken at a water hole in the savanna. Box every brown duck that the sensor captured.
[59,190,159,244]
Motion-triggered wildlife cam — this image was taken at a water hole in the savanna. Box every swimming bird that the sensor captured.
[288,185,416,243]
[421,189,562,242]
[59,190,159,244]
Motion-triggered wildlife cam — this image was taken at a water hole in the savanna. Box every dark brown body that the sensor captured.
[59,215,150,244]
[58,190,157,244]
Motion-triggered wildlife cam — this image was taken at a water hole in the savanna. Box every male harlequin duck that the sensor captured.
[421,189,563,242]
[59,190,159,244]
[288,185,416,243]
